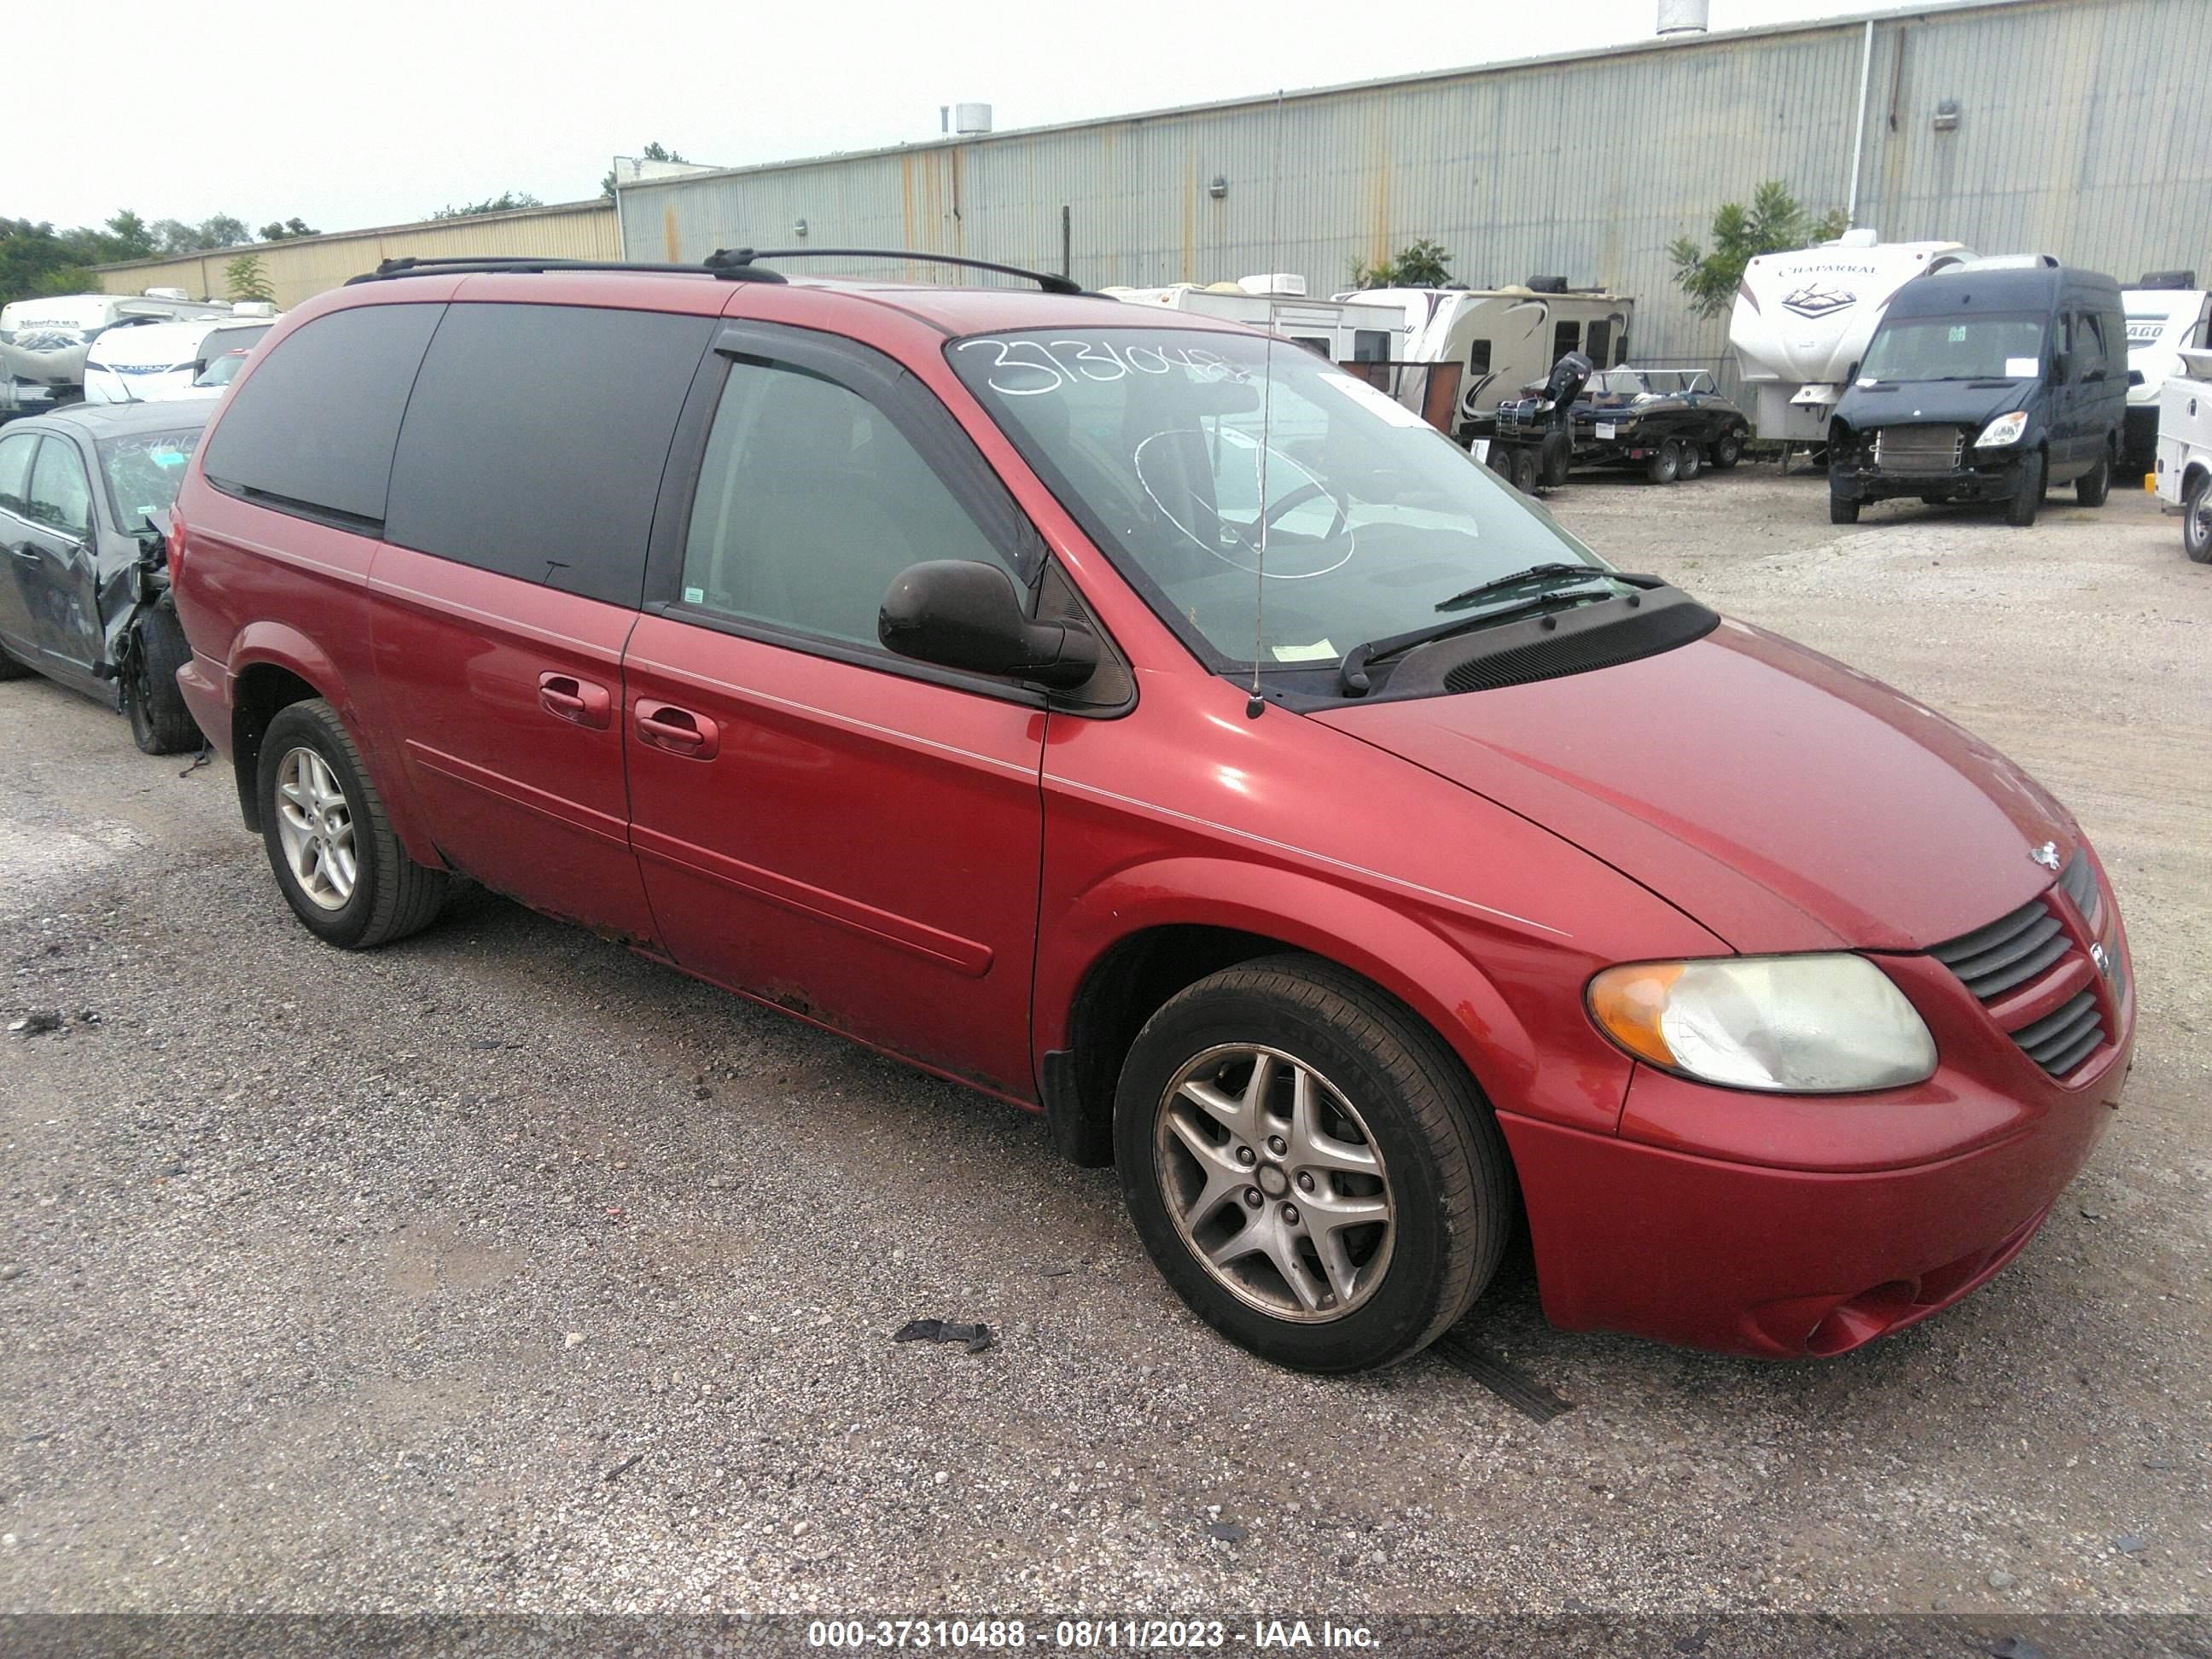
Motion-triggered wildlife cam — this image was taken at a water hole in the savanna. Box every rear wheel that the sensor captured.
[1539,430,1572,488]
[1829,490,1860,525]
[124,607,201,755]
[1508,446,1540,494]
[1677,442,1703,480]
[2005,451,2046,527]
[1114,956,1515,1373]
[1646,441,1680,485]
[1709,427,1744,470]
[2076,450,2111,508]
[257,698,448,949]
[2185,473,2212,563]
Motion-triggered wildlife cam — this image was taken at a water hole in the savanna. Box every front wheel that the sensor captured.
[1677,442,1703,480]
[2185,473,2212,563]
[2005,451,2046,527]
[1646,440,1681,485]
[1829,491,1860,525]
[125,607,201,755]
[2076,451,2111,508]
[1508,446,1540,494]
[257,698,448,948]
[1114,956,1515,1373]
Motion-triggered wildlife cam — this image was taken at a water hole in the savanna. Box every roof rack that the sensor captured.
[346,255,788,286]
[707,247,1082,295]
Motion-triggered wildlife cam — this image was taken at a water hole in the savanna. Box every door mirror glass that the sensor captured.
[879,560,1098,690]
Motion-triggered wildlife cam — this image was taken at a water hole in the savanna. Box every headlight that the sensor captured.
[1587,955,1936,1093]
[1976,410,2029,447]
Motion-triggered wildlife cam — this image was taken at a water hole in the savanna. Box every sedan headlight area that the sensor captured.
[1976,410,2029,448]
[1587,955,1937,1093]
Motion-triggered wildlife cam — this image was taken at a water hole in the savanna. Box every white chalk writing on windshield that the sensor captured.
[955,336,1243,397]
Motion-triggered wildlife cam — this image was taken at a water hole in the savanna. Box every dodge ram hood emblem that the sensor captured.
[1782,284,1857,318]
[2030,841,2063,871]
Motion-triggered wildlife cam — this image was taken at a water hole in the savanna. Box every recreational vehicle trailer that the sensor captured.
[1103,277,1400,365]
[2122,272,2210,474]
[1731,232,1972,445]
[1336,282,1633,431]
[1,291,235,417]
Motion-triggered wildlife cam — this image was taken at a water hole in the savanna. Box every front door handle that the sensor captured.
[635,699,719,760]
[538,672,611,729]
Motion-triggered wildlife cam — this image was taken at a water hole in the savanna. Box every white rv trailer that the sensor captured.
[1103,276,1402,364]
[2122,276,2211,472]
[1730,230,1972,444]
[0,291,234,416]
[1335,284,1634,428]
[2151,344,2212,562]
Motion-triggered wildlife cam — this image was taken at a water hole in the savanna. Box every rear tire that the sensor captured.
[2185,473,2212,564]
[1829,491,1860,525]
[125,607,201,755]
[2005,451,2046,527]
[1114,955,1515,1374]
[2076,451,2111,508]
[1646,441,1680,485]
[1709,427,1744,470]
[1677,442,1703,480]
[1539,430,1572,488]
[1509,446,1540,494]
[257,698,447,949]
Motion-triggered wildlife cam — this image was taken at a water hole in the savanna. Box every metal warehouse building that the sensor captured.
[617,0,2211,370]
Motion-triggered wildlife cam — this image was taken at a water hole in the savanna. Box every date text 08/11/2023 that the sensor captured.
[806,1619,1381,1650]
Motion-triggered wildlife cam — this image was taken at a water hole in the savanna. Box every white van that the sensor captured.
[2122,276,2211,472]
[1,292,232,416]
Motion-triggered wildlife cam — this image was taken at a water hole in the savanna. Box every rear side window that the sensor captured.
[384,303,713,608]
[201,303,443,527]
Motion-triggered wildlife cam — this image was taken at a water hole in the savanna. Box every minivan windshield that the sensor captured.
[949,327,1618,671]
[1859,312,2047,381]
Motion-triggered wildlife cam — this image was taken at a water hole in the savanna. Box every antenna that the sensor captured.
[1246,88,1286,721]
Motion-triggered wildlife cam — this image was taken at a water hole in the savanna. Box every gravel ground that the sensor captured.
[1,465,2207,1621]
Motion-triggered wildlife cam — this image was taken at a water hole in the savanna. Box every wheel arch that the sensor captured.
[1035,859,1539,1167]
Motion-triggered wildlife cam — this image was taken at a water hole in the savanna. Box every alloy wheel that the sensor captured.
[273,746,358,911]
[1153,1044,1395,1323]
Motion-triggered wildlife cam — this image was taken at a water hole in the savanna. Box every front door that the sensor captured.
[622,323,1048,1097]
[0,429,44,663]
[16,433,107,689]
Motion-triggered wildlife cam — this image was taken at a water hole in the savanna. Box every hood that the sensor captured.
[1314,617,2074,953]
[1836,376,2035,431]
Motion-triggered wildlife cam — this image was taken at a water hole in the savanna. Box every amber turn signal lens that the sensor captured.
[1587,962,1685,1068]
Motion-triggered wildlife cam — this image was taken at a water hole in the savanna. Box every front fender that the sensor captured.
[1036,855,1635,1137]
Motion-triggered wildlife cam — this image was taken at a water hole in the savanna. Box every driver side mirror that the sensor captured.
[879,560,1100,690]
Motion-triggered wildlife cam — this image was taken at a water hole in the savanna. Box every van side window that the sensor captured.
[0,433,36,517]
[1552,322,1580,362]
[27,439,91,538]
[384,303,714,608]
[200,304,444,527]
[2076,313,2108,380]
[678,358,1022,649]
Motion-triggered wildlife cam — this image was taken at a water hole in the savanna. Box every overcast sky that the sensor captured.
[23,0,2002,237]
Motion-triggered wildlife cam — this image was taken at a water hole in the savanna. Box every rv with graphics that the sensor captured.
[1103,277,1400,365]
[1,291,232,417]
[2122,273,2210,473]
[1731,232,1972,445]
[1336,283,1634,432]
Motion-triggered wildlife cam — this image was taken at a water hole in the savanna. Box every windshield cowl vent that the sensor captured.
[1379,585,1720,698]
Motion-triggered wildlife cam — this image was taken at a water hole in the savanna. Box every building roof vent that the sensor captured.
[941,102,992,136]
[1657,0,1709,35]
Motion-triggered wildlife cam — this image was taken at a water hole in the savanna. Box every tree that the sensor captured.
[1668,181,1849,320]
[257,217,318,242]
[224,253,275,305]
[150,215,254,255]
[2,218,119,309]
[106,209,155,260]
[428,191,543,220]
[602,140,690,198]
[1350,238,1452,288]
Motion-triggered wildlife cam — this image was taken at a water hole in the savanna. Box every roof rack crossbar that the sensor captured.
[707,247,1082,295]
[346,255,787,286]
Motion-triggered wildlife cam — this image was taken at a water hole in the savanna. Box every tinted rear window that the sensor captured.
[383,302,713,608]
[200,304,443,527]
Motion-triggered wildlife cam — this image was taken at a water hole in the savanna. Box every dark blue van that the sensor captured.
[1829,258,2129,527]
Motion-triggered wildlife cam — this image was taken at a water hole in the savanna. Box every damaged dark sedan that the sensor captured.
[0,400,207,753]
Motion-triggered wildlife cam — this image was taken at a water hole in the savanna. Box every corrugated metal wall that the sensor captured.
[620,0,2211,365]
[93,201,619,311]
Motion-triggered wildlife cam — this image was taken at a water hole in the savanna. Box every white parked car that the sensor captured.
[2153,345,2212,563]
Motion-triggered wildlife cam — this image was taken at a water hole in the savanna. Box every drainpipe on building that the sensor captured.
[1846,19,1874,225]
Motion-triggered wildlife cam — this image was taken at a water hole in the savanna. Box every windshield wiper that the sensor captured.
[1432,562,1610,613]
[1337,575,1616,696]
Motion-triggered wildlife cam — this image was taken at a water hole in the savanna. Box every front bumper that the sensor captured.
[1831,453,2026,504]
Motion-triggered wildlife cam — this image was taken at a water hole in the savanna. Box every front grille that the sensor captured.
[1928,850,2116,1080]
[1873,426,1965,473]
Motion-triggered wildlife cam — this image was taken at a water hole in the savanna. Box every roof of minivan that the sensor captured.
[1887,264,2120,317]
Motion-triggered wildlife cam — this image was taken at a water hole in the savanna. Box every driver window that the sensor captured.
[680,358,1022,649]
[27,439,92,538]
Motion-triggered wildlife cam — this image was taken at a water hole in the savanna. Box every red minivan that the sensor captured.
[168,252,2133,1372]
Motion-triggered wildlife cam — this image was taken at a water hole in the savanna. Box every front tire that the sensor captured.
[2005,451,2046,527]
[2185,473,2212,563]
[1509,446,1540,494]
[1113,956,1515,1373]
[1677,442,1703,480]
[1829,490,1860,524]
[2076,450,2111,508]
[125,607,201,755]
[0,641,31,680]
[257,699,447,949]
[1646,440,1681,485]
